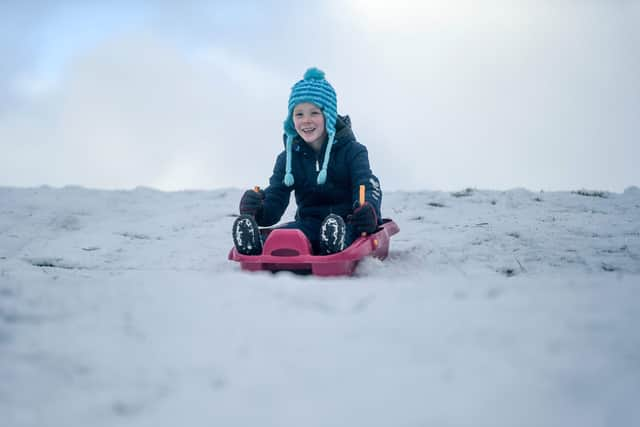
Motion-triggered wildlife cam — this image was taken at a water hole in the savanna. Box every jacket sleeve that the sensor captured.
[348,143,383,222]
[258,151,293,226]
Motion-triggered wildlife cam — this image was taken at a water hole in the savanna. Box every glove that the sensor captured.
[349,202,378,234]
[239,189,264,217]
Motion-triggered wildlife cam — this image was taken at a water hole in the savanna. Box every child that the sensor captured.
[232,67,382,255]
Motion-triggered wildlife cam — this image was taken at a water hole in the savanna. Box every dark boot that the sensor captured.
[232,214,263,255]
[319,214,346,255]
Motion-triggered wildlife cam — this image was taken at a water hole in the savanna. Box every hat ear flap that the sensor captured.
[283,111,296,137]
[316,132,335,185]
[284,135,295,187]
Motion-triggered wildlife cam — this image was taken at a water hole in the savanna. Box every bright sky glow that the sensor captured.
[1,1,638,192]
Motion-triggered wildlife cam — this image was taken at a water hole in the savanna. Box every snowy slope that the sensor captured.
[1,186,639,427]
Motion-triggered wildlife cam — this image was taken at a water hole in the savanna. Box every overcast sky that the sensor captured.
[1,0,639,192]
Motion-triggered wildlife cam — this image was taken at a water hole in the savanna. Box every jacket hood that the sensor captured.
[281,114,356,187]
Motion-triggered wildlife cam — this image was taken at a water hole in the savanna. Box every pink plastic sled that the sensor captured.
[228,219,399,276]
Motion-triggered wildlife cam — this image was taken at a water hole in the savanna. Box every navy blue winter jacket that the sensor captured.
[257,115,382,226]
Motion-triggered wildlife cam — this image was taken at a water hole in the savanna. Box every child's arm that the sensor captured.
[348,144,382,221]
[258,151,294,226]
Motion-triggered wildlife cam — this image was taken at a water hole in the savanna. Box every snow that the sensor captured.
[1,185,639,427]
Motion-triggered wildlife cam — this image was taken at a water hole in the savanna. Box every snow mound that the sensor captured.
[1,186,639,427]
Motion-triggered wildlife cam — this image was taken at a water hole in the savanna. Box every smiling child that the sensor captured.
[232,67,382,255]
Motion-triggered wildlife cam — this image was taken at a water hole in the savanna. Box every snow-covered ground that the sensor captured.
[1,185,639,427]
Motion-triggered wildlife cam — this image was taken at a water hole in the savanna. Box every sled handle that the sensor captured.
[359,184,366,237]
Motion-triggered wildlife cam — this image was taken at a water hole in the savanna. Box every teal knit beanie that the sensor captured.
[283,67,338,186]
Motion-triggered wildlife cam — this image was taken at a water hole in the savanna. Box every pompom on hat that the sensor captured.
[283,67,338,186]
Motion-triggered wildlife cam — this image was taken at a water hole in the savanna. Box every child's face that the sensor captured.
[293,103,327,146]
